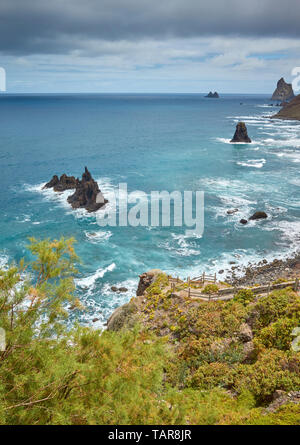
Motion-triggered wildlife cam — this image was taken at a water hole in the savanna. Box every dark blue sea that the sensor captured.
[1,93,300,326]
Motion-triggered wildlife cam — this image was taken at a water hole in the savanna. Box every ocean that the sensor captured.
[1,93,300,327]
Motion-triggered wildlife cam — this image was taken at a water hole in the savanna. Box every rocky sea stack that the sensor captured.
[44,167,107,212]
[43,174,77,192]
[272,94,300,121]
[67,167,108,212]
[230,122,251,143]
[271,77,295,102]
[205,91,219,98]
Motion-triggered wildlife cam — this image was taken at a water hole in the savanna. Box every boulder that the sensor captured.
[242,340,256,363]
[249,211,268,221]
[67,167,108,212]
[106,302,138,331]
[240,219,248,225]
[227,208,239,215]
[205,91,219,98]
[230,122,251,143]
[119,287,128,292]
[271,77,295,102]
[238,323,253,343]
[266,391,300,413]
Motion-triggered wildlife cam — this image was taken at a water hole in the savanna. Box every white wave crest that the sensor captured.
[236,158,266,168]
[75,263,116,290]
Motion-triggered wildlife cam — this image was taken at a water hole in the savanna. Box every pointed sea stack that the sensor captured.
[271,77,294,102]
[230,122,251,143]
[67,167,108,212]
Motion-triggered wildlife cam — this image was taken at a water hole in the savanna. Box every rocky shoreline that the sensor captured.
[224,252,300,287]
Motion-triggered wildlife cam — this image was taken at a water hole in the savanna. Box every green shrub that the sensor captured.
[234,288,255,306]
[202,284,219,295]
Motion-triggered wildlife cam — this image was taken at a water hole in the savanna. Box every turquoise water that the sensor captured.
[1,93,300,326]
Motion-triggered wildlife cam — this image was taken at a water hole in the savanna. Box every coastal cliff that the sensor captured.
[105,261,300,420]
[272,94,300,121]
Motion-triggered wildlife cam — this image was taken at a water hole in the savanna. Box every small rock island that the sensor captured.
[271,77,295,102]
[44,167,108,212]
[205,91,219,98]
[230,122,251,143]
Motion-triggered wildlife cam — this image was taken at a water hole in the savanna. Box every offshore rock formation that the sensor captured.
[272,94,300,121]
[43,174,77,192]
[249,211,268,221]
[205,91,219,98]
[230,122,251,143]
[271,77,295,102]
[67,167,108,212]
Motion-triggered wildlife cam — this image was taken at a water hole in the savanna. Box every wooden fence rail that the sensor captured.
[170,276,300,302]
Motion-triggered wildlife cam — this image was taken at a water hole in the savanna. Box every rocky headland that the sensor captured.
[272,94,300,121]
[271,77,295,102]
[104,259,300,418]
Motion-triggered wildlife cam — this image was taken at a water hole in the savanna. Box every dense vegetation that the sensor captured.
[0,238,299,424]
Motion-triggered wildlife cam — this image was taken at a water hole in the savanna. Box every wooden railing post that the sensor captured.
[214,272,216,284]
[294,278,299,292]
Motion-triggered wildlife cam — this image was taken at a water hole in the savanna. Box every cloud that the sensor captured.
[0,0,300,55]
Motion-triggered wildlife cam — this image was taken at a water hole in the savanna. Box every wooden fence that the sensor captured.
[169,276,300,301]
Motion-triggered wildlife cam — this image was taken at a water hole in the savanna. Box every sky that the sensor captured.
[1,0,300,93]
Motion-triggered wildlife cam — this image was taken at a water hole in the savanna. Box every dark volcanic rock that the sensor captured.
[230,122,251,143]
[43,174,77,192]
[271,77,295,102]
[43,175,59,189]
[67,167,108,212]
[249,211,268,221]
[205,91,219,98]
[240,219,248,225]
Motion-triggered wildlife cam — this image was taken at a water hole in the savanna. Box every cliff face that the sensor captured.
[272,94,300,121]
[271,77,295,102]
